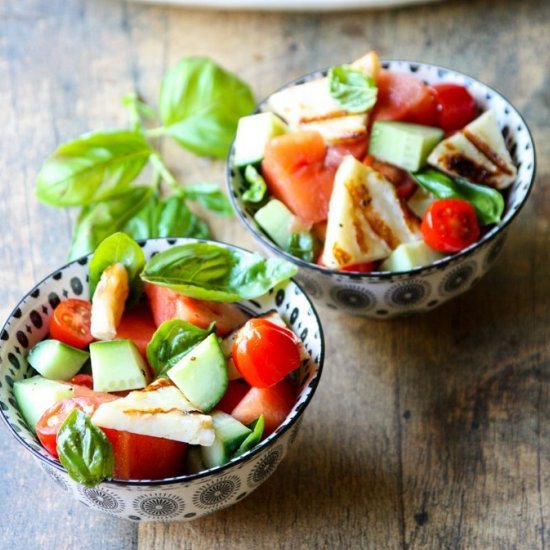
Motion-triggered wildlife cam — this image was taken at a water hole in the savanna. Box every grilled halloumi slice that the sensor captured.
[324,156,421,269]
[267,51,380,143]
[92,378,215,446]
[428,111,517,189]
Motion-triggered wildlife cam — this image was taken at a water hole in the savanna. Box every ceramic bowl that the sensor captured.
[227,60,536,318]
[0,238,324,522]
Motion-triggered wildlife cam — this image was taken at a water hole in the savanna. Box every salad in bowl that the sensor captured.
[228,52,535,316]
[0,235,324,521]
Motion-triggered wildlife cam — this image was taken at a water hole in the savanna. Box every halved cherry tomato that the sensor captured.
[215,380,251,414]
[421,199,480,253]
[373,70,437,126]
[49,299,93,349]
[231,378,297,436]
[232,318,301,388]
[115,304,157,356]
[432,83,477,132]
[69,374,93,389]
[36,393,117,458]
[102,428,187,480]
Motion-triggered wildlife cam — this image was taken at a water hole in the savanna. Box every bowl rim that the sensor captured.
[226,58,537,280]
[0,237,326,487]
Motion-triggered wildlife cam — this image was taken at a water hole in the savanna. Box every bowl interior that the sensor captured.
[0,238,324,486]
[227,59,536,280]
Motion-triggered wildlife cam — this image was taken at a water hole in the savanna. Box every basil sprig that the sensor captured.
[56,409,114,488]
[89,232,145,300]
[141,242,297,302]
[288,232,315,263]
[328,65,378,113]
[158,57,255,159]
[242,165,267,204]
[146,319,216,377]
[36,57,250,259]
[233,415,265,458]
[412,169,505,225]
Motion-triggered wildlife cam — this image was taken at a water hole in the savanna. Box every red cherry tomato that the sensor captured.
[69,374,93,389]
[432,83,477,132]
[36,394,116,458]
[340,263,376,273]
[49,299,93,349]
[421,199,480,253]
[232,318,301,388]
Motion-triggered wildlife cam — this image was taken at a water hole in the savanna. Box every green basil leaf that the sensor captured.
[146,319,215,376]
[89,232,146,300]
[56,408,114,488]
[181,183,233,216]
[288,232,315,263]
[412,169,505,225]
[68,186,154,261]
[328,65,378,113]
[123,193,211,240]
[233,415,264,458]
[242,165,267,204]
[36,130,152,207]
[141,242,297,302]
[159,57,255,159]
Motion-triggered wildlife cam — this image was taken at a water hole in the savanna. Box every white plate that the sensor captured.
[127,0,443,11]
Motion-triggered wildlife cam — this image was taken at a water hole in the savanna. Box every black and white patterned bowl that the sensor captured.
[0,238,324,522]
[227,60,536,318]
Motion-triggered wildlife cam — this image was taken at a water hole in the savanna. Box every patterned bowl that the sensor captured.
[227,60,536,318]
[0,238,324,522]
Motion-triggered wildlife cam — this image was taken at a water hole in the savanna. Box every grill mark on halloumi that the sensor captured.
[463,129,514,175]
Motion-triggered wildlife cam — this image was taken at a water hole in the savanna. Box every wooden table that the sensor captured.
[0,0,548,548]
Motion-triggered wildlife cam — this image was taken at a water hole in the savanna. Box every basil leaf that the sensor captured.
[146,319,215,376]
[56,408,114,488]
[328,65,378,113]
[36,130,152,207]
[89,232,146,299]
[123,193,211,240]
[288,232,315,263]
[68,186,154,261]
[141,242,297,302]
[159,57,255,159]
[181,183,233,216]
[242,165,267,204]
[233,415,264,458]
[412,169,505,225]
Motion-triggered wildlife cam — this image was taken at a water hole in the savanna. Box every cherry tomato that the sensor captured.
[432,83,477,132]
[36,394,116,458]
[49,299,93,349]
[69,374,93,389]
[232,318,301,388]
[421,199,480,253]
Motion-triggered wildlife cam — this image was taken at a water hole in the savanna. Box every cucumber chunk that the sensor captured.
[90,339,148,392]
[201,411,252,469]
[380,240,445,272]
[233,112,288,167]
[254,199,295,250]
[407,186,436,219]
[167,333,228,412]
[368,121,444,171]
[27,340,89,381]
[13,376,75,432]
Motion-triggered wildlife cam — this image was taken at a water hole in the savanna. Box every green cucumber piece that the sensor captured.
[368,121,444,171]
[234,415,265,458]
[407,186,436,219]
[167,333,228,412]
[27,340,89,381]
[233,112,288,167]
[90,339,148,392]
[13,376,75,432]
[201,411,252,469]
[380,240,445,272]
[254,199,294,250]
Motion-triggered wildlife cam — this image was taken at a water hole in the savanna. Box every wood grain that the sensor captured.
[0,0,548,548]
